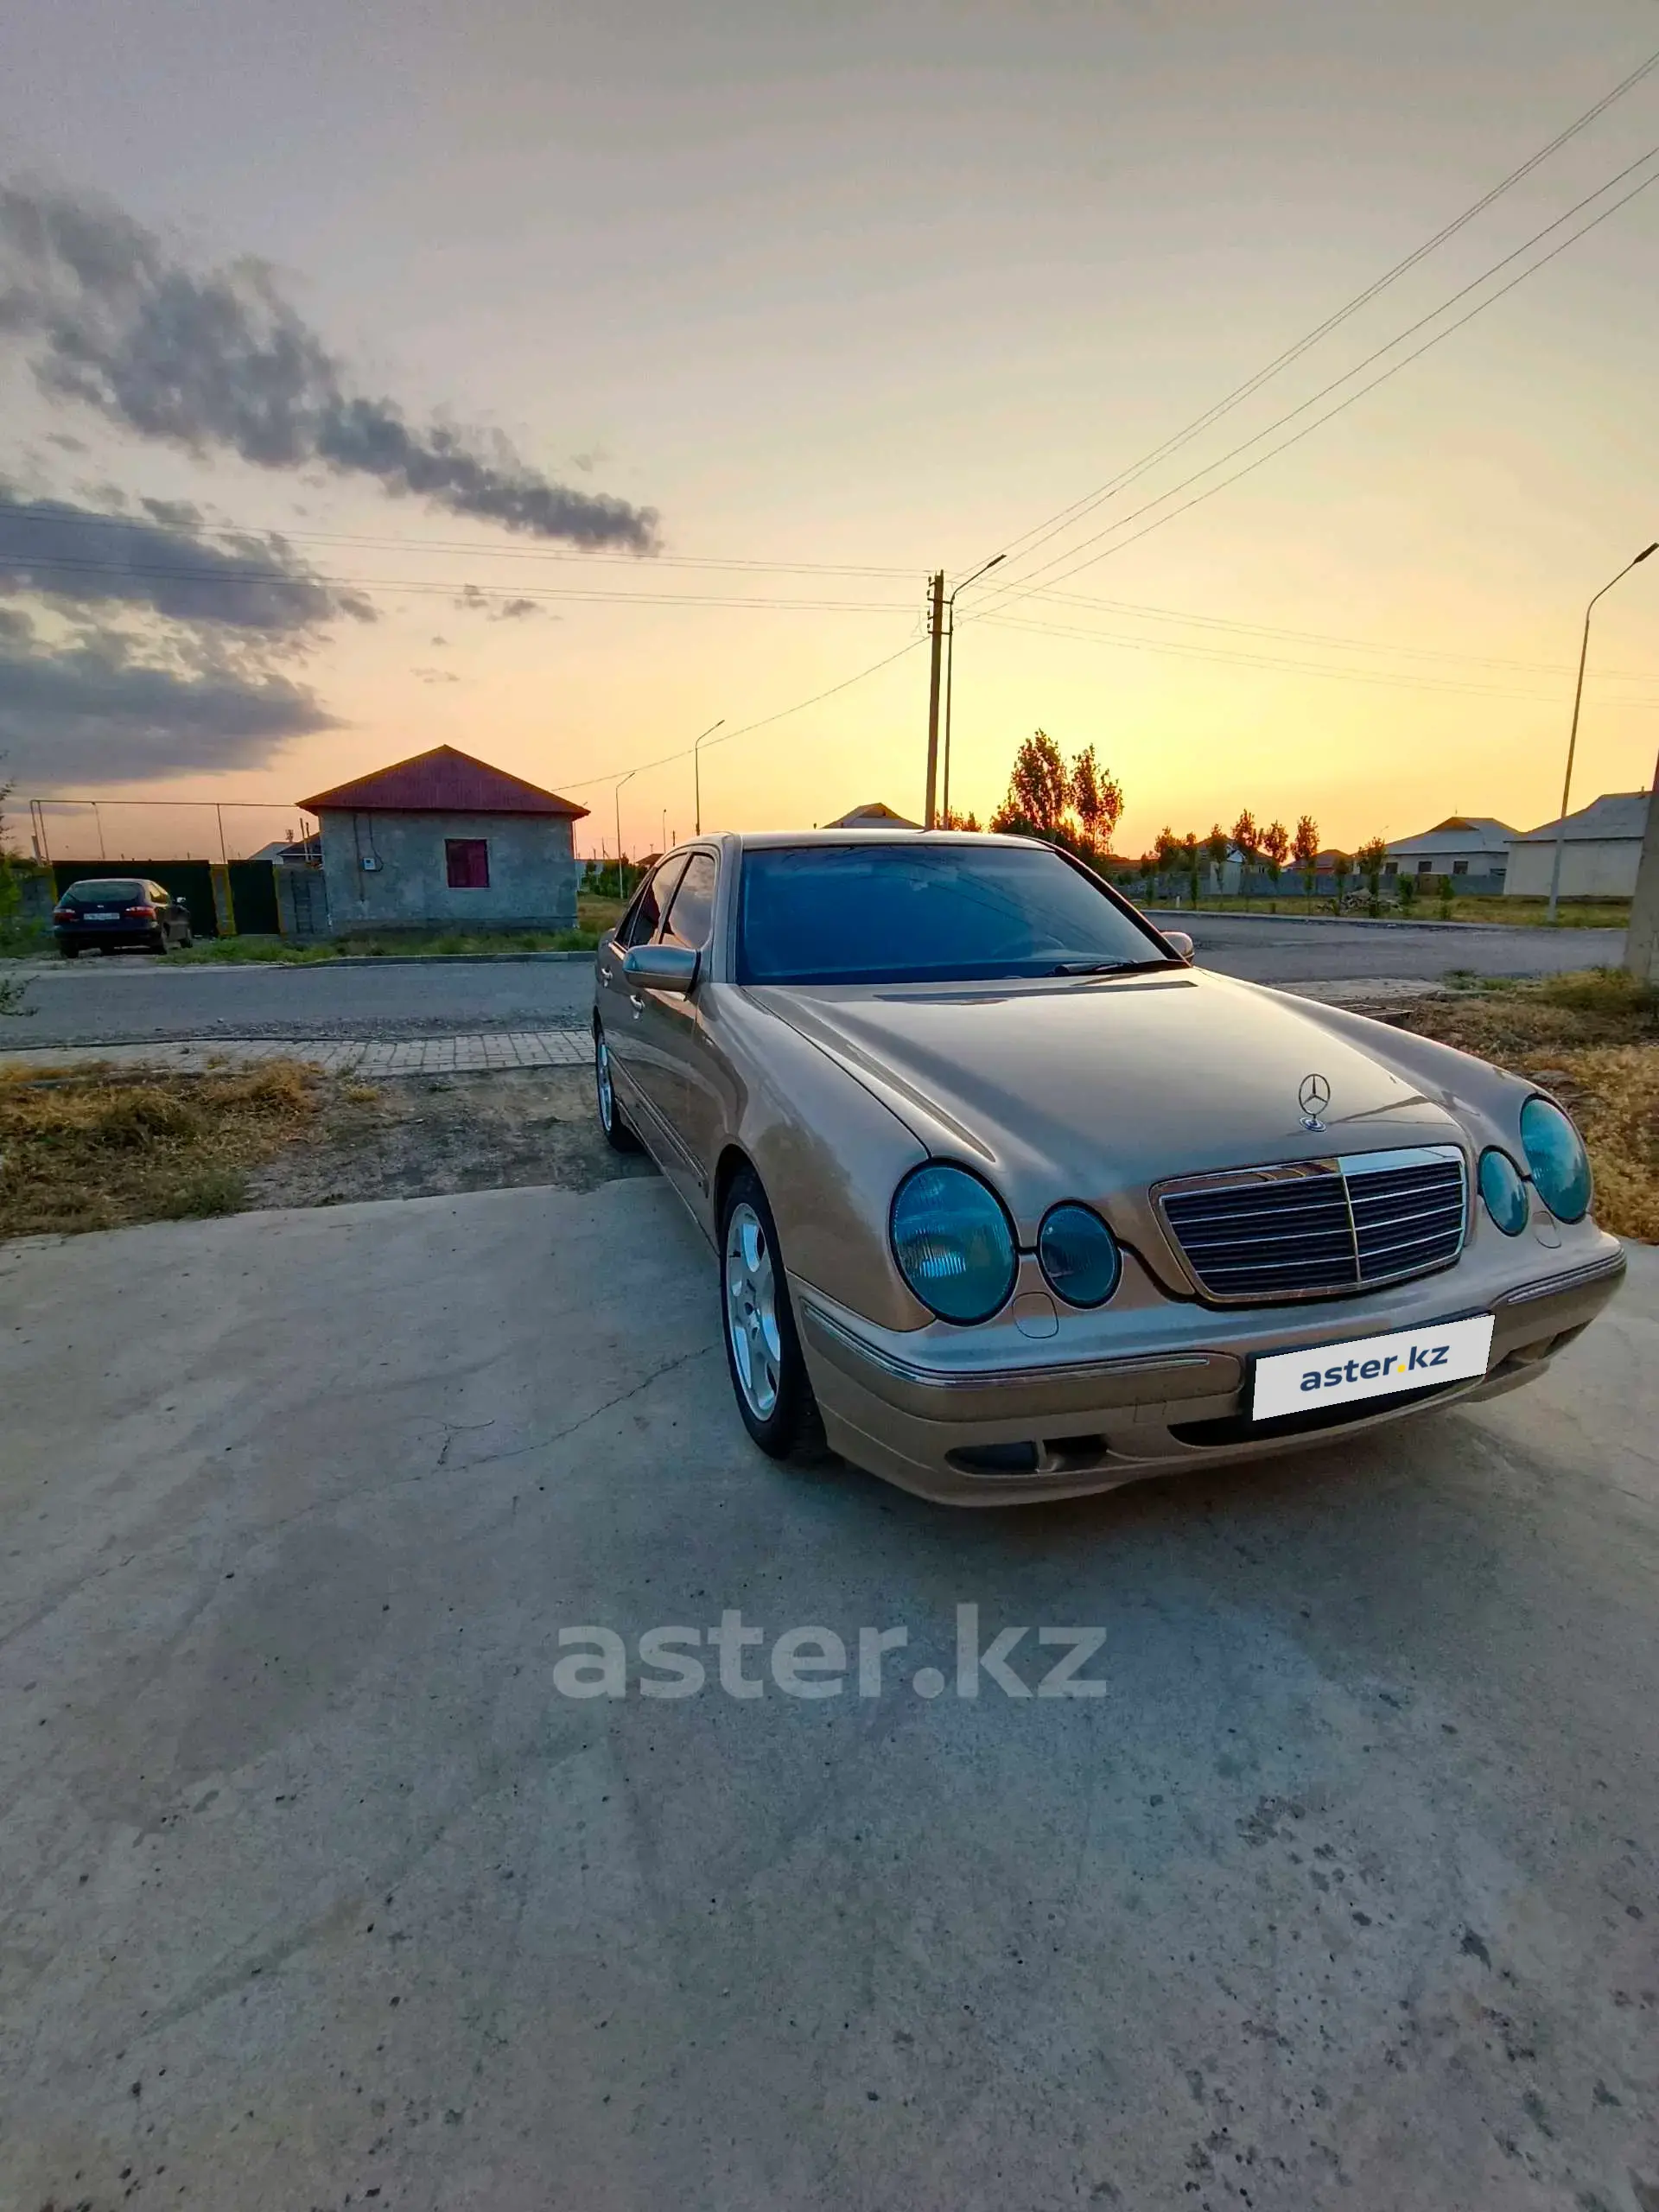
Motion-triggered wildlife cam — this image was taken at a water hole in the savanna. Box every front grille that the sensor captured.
[1157,1146,1466,1305]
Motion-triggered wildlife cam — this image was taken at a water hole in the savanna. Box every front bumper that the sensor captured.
[794,1232,1627,1506]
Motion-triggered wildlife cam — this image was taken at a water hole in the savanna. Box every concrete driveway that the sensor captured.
[1,1184,1655,2210]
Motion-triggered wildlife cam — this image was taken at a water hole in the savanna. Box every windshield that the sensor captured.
[60,880,146,905]
[736,842,1175,986]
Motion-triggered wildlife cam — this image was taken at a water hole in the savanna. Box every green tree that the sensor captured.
[991,729,1071,840]
[1396,871,1418,912]
[1205,823,1231,900]
[1292,814,1320,911]
[1070,745,1123,859]
[1153,825,1182,902]
[1181,831,1201,908]
[1356,836,1389,917]
[1231,809,1261,907]
[1326,850,1351,912]
[1260,820,1289,909]
[940,807,982,831]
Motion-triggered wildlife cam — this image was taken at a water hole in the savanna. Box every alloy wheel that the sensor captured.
[724,1201,781,1420]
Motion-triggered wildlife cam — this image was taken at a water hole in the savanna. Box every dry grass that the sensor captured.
[1395,970,1659,1242]
[0,1059,321,1239]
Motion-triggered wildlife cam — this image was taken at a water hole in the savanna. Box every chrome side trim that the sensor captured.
[1496,1250,1627,1306]
[800,1299,1216,1393]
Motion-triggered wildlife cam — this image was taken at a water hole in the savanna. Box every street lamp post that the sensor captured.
[613,768,637,894]
[691,719,725,837]
[941,552,1007,827]
[1546,543,1657,921]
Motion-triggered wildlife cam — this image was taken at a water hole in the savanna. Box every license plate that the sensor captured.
[86,911,118,921]
[1252,1313,1495,1421]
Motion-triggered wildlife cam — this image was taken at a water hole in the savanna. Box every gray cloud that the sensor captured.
[0,181,661,552]
[454,582,551,621]
[0,489,372,633]
[413,665,461,684]
[0,620,337,782]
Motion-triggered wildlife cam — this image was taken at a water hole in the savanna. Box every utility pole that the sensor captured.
[1626,746,1659,985]
[923,571,945,829]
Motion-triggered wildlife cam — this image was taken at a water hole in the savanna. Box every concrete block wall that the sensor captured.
[317,810,579,934]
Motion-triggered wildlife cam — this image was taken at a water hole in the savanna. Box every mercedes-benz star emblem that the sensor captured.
[1298,1072,1332,1131]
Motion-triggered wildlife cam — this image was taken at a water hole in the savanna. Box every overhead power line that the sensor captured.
[968,45,1659,593]
[556,636,930,791]
[1025,588,1659,682]
[0,496,917,578]
[976,611,1659,707]
[1,550,912,616]
[963,148,1659,619]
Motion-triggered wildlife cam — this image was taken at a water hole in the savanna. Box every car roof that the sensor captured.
[708,829,1046,852]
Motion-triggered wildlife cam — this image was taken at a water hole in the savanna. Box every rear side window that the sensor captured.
[663,852,717,949]
[61,880,144,906]
[619,856,688,946]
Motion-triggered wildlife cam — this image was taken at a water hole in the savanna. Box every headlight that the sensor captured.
[1478,1147,1529,1237]
[890,1163,1017,1324]
[1520,1096,1592,1223]
[1038,1202,1122,1306]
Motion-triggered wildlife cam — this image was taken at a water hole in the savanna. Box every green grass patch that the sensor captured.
[173,925,602,963]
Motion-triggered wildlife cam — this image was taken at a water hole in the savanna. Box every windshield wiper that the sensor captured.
[1049,957,1180,976]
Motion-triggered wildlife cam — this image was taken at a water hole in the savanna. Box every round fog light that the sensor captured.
[1037,1203,1122,1307]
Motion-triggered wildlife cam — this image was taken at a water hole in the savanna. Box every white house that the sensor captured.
[1504,791,1651,899]
[1383,816,1516,893]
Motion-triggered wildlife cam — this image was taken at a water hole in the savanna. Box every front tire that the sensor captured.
[719,1166,822,1460]
[594,1027,641,1153]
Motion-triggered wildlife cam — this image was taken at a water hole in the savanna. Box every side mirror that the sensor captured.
[1163,929,1194,961]
[623,943,699,995]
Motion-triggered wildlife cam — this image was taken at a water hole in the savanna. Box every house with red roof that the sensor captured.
[297,746,589,936]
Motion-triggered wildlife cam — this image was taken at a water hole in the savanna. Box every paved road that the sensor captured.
[1,951,600,1046]
[0,911,1626,1048]
[1146,908,1626,983]
[2,1181,1654,2209]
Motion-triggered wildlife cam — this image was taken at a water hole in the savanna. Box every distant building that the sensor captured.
[824,802,922,829]
[247,836,321,867]
[298,745,589,935]
[1504,791,1650,899]
[1383,816,1516,895]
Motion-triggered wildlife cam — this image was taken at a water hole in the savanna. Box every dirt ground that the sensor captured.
[246,1064,659,1209]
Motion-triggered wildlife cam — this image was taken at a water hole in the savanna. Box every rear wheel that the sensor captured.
[59,944,79,961]
[594,1027,641,1153]
[719,1166,822,1460]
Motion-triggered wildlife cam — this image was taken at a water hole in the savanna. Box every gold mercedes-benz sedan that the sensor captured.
[593,830,1624,1506]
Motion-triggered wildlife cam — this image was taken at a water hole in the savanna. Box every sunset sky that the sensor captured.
[2,0,1656,863]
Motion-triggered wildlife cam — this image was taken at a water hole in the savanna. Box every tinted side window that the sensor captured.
[663,853,717,949]
[618,857,688,946]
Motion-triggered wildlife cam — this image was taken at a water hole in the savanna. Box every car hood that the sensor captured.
[752,967,1460,1237]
